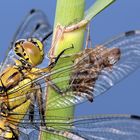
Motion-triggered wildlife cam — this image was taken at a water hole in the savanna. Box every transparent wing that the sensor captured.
[0,9,52,72]
[49,114,140,140]
[94,30,140,97]
[6,114,140,140]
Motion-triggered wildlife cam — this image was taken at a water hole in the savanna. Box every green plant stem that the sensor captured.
[41,0,85,139]
[47,0,85,117]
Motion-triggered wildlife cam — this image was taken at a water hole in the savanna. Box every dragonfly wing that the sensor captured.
[0,9,52,72]
[94,30,140,97]
[43,114,140,140]
[11,9,51,42]
[7,113,140,140]
[17,114,140,140]
[70,114,140,140]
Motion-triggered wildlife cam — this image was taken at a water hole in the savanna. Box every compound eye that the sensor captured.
[14,39,26,58]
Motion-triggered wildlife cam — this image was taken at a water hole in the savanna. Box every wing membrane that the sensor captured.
[94,30,140,96]
[58,114,140,140]
[6,114,140,140]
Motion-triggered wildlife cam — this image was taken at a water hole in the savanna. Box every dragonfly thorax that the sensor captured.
[0,66,22,93]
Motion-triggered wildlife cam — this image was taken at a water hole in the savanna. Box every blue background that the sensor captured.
[0,0,140,116]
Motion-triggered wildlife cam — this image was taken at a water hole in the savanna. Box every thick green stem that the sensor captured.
[41,0,85,139]
[48,0,85,117]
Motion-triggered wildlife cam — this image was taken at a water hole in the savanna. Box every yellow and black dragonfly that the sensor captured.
[0,9,140,140]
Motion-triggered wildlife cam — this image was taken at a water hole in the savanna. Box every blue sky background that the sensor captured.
[0,0,140,116]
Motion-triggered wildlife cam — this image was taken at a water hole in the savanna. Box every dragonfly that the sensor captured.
[0,9,68,139]
[1,9,140,140]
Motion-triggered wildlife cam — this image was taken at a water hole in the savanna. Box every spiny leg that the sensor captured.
[48,46,74,68]
[46,79,78,99]
[34,83,45,126]
[47,80,65,95]
[8,126,19,140]
[27,83,45,125]
[28,92,35,122]
[0,102,10,117]
[46,73,94,102]
[0,116,19,140]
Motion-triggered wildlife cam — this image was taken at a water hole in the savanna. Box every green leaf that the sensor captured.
[84,0,116,21]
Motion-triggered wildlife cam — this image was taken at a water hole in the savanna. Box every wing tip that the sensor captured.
[131,115,140,120]
[125,30,136,36]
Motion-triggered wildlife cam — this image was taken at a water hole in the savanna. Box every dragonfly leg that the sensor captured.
[47,81,63,94]
[47,80,94,102]
[0,126,18,140]
[47,80,70,95]
[34,83,45,126]
[8,126,19,140]
[0,102,10,117]
[27,83,45,125]
[48,46,74,68]
[0,115,19,139]
[28,92,35,122]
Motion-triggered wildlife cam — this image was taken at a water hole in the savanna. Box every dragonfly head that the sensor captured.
[104,48,121,66]
[14,38,44,67]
